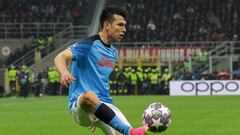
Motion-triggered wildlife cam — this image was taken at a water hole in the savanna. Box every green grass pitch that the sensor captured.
[0,95,240,135]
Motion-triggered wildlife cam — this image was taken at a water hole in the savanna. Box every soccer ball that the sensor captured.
[142,102,172,132]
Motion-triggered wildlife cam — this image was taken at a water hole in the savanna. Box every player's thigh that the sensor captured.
[71,97,93,127]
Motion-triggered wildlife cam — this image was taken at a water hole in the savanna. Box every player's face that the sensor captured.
[107,15,127,42]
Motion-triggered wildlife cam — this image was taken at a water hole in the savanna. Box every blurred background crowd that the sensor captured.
[0,0,240,97]
[0,0,239,41]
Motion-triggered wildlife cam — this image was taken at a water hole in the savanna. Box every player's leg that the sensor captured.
[78,90,131,134]
[94,102,132,135]
[94,122,122,135]
[79,90,148,135]
[108,102,148,135]
[71,96,93,127]
[72,96,121,135]
[94,121,115,134]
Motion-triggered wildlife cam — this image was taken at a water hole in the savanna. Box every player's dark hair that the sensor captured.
[100,6,127,29]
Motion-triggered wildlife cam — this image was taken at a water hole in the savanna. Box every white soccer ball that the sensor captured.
[142,102,172,132]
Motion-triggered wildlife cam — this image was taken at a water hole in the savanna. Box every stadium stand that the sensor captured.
[0,0,94,25]
[0,0,96,69]
[1,0,239,42]
[107,0,240,42]
[0,0,240,96]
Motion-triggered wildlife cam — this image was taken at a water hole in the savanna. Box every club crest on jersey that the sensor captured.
[97,56,115,69]
[93,46,104,53]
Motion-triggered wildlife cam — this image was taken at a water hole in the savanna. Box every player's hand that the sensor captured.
[60,72,75,87]
[88,125,97,133]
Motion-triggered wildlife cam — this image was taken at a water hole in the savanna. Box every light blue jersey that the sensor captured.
[68,35,118,111]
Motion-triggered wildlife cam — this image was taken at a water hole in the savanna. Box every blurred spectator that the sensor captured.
[30,68,42,97]
[192,69,202,80]
[130,68,137,95]
[183,71,194,80]
[142,68,151,94]
[0,85,4,97]
[136,67,144,94]
[174,68,184,80]
[47,67,55,95]
[8,65,17,96]
[149,68,159,94]
[117,68,128,95]
[147,18,156,31]
[161,68,171,94]
[18,65,29,98]
[52,66,60,95]
[216,71,230,80]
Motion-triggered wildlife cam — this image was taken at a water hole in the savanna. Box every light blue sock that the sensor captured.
[108,116,131,135]
[93,103,131,135]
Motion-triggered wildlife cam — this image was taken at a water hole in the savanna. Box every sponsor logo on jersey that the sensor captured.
[97,56,115,69]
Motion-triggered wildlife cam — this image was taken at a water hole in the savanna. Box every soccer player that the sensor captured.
[54,6,148,135]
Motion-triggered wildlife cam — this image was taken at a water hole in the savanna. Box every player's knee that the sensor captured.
[79,90,100,113]
[81,91,99,101]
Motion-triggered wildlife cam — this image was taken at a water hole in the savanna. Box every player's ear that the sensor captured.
[103,21,111,30]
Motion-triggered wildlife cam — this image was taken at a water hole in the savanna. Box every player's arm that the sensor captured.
[54,48,75,87]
